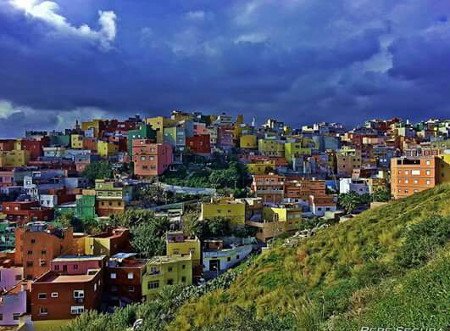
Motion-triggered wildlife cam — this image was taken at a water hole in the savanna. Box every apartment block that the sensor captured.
[251,174,285,203]
[391,157,440,199]
[200,198,246,226]
[132,140,173,177]
[15,223,73,280]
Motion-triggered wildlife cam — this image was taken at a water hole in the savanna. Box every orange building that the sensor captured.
[15,223,73,280]
[391,157,440,199]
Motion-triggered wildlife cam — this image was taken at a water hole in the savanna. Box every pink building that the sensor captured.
[132,140,173,177]
[0,281,29,327]
[51,255,107,275]
[0,170,14,187]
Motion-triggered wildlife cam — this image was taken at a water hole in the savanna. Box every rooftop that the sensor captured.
[53,255,106,262]
[36,269,100,284]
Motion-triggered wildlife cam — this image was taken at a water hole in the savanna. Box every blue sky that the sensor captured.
[0,0,450,136]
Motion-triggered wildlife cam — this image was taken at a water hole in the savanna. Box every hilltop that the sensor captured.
[63,184,450,331]
[169,185,450,330]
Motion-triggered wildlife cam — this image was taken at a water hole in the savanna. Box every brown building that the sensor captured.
[336,149,362,177]
[391,157,439,199]
[15,222,73,280]
[251,174,285,203]
[132,140,173,177]
[105,253,147,304]
[284,179,328,201]
[30,268,103,321]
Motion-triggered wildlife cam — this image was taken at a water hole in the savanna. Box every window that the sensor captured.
[426,170,431,175]
[12,313,20,320]
[51,292,58,298]
[38,293,47,299]
[73,290,84,299]
[148,281,159,289]
[0,314,3,320]
[181,276,186,283]
[39,307,48,315]
[128,286,135,292]
[71,306,85,315]
[54,265,60,271]
[167,279,174,285]
[182,264,186,269]
[39,260,46,267]
[426,160,431,165]
[227,257,231,262]
[127,272,134,280]
[168,267,173,272]
[73,264,78,270]
[31,239,35,244]
[411,170,421,176]
[27,250,32,255]
[236,255,240,260]
[110,273,117,279]
[15,275,21,281]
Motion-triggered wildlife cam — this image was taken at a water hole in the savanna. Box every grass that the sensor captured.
[169,184,450,330]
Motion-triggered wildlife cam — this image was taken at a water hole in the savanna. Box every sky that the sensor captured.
[1,0,450,137]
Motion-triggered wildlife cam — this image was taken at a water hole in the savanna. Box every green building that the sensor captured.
[0,222,16,251]
[127,124,157,156]
[76,195,97,220]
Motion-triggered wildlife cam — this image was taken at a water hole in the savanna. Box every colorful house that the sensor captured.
[97,140,119,158]
[132,140,173,177]
[70,134,84,149]
[284,142,312,163]
[84,228,131,257]
[127,124,157,156]
[166,232,201,279]
[258,139,285,157]
[142,255,193,300]
[200,198,246,226]
[240,135,257,149]
[0,149,30,167]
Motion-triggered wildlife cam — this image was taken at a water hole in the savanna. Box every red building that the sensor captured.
[105,253,147,304]
[21,138,48,160]
[31,268,103,321]
[0,140,15,152]
[2,201,54,224]
[186,134,211,154]
[132,140,173,177]
[82,137,98,152]
[15,222,74,280]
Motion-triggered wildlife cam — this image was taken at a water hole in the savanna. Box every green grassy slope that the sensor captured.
[170,185,450,330]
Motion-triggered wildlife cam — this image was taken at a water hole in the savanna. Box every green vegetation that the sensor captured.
[169,184,450,330]
[160,160,251,196]
[82,160,113,183]
[65,184,450,330]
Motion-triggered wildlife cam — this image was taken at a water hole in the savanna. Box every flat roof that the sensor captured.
[36,269,100,283]
[147,255,192,264]
[53,255,106,262]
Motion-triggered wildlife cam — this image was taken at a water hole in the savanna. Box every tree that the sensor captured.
[130,216,171,257]
[82,161,113,183]
[373,188,392,202]
[338,192,361,214]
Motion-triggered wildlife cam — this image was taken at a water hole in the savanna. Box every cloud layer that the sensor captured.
[0,0,450,136]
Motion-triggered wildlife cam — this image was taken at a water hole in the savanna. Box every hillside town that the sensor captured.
[0,111,450,329]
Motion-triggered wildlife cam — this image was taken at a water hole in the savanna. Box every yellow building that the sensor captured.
[71,134,84,149]
[97,140,118,158]
[143,255,193,299]
[81,119,102,137]
[0,149,30,167]
[284,142,312,163]
[240,135,257,149]
[262,205,302,223]
[146,116,177,143]
[258,139,285,157]
[200,198,246,226]
[166,232,201,264]
[247,162,275,175]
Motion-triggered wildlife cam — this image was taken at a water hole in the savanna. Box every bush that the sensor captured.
[395,215,450,269]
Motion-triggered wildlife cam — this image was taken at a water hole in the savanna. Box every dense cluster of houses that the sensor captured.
[1,111,450,329]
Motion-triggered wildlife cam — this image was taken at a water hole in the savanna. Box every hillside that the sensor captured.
[169,185,450,330]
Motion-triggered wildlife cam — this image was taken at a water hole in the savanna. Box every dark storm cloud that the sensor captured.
[1,0,450,136]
